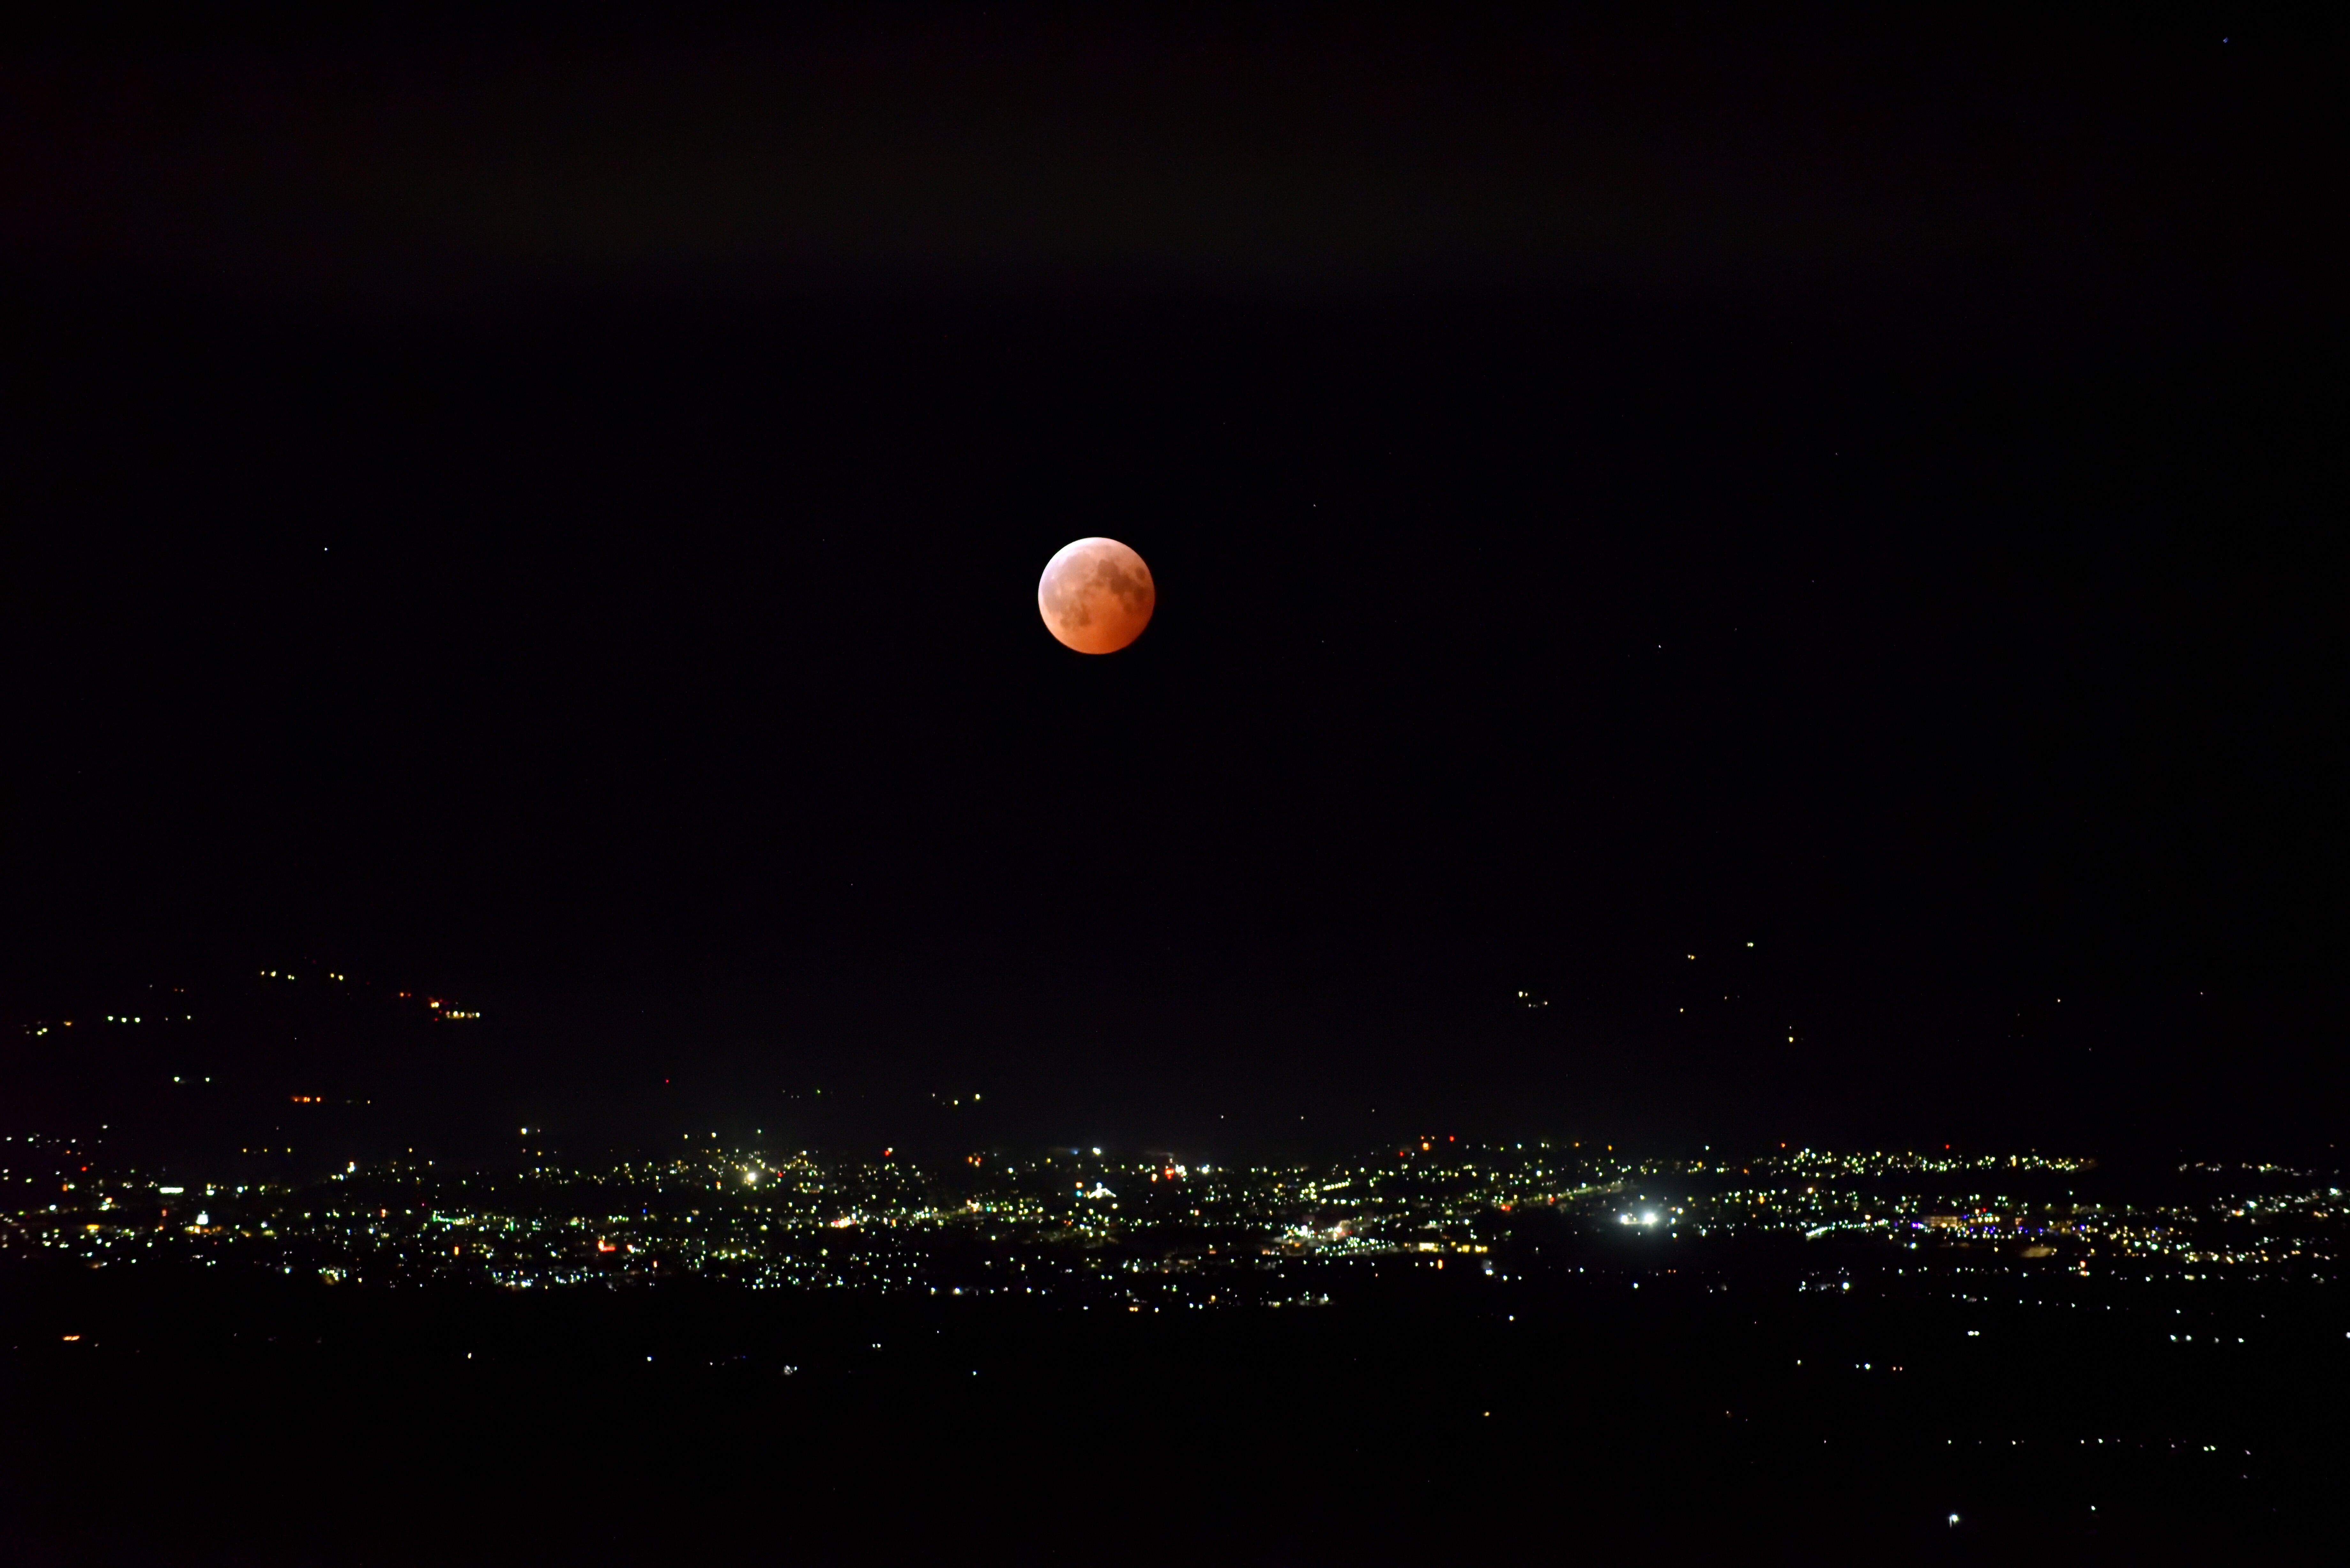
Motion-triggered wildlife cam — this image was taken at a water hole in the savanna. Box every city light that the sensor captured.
[2,1136,2332,1304]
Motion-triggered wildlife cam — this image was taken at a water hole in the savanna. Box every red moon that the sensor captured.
[1037,537,1155,654]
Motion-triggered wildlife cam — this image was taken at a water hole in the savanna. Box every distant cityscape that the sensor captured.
[6,1134,2337,1303]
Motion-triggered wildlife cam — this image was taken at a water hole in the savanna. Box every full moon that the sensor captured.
[1037,537,1155,654]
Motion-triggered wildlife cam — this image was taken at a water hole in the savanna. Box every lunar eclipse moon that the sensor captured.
[1037,537,1155,653]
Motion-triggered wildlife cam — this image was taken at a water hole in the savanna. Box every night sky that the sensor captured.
[0,8,2331,1157]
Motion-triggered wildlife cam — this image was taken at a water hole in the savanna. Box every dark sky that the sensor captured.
[0,8,2333,1157]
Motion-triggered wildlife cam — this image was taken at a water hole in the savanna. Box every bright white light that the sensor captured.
[158,1186,184,1195]
[1947,1514,1959,1527]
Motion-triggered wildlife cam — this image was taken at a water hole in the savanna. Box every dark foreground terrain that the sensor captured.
[4,1254,2338,1565]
